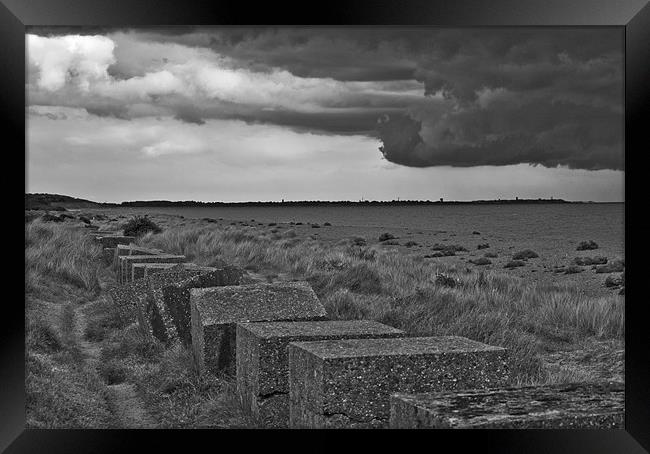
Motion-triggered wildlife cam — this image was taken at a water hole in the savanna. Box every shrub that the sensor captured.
[350,236,367,246]
[484,252,498,258]
[564,265,583,274]
[381,240,400,246]
[477,243,490,249]
[574,256,607,266]
[40,213,64,223]
[122,215,162,237]
[595,260,624,274]
[504,260,526,269]
[512,249,539,260]
[378,232,396,242]
[469,257,492,266]
[431,243,467,253]
[404,241,418,247]
[576,240,599,251]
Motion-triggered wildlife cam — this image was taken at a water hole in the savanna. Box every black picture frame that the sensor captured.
[5,0,648,452]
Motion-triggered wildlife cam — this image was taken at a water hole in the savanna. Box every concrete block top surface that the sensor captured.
[116,244,164,254]
[391,381,624,428]
[134,262,211,271]
[121,254,185,262]
[240,320,403,339]
[290,336,505,359]
[191,281,326,324]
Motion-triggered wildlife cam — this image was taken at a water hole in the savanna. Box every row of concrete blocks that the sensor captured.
[234,321,623,429]
[102,243,624,429]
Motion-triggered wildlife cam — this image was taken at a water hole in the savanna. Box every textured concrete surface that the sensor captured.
[132,262,216,281]
[191,282,327,376]
[138,266,230,344]
[118,254,185,284]
[96,235,135,248]
[161,267,245,346]
[237,320,404,427]
[108,279,150,324]
[389,381,624,429]
[288,336,509,428]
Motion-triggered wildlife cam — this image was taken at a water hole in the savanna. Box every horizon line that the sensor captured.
[26,192,625,205]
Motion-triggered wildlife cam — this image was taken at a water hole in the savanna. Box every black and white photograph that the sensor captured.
[14,1,644,440]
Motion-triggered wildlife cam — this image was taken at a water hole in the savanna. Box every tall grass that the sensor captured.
[26,219,102,293]
[25,219,114,427]
[140,224,624,384]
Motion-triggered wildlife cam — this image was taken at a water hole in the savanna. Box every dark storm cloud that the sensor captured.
[27,27,623,170]
[374,29,623,170]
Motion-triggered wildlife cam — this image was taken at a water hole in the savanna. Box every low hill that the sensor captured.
[25,193,105,210]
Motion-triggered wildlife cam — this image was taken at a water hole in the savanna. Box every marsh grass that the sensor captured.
[140,224,624,384]
[26,219,102,293]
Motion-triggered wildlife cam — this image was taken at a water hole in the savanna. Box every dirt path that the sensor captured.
[73,298,156,428]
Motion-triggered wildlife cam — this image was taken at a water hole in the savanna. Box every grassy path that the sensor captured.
[72,289,156,428]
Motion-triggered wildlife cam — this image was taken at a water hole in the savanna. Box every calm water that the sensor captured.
[107,203,625,254]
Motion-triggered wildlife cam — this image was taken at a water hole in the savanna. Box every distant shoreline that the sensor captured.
[114,199,619,207]
[25,193,623,210]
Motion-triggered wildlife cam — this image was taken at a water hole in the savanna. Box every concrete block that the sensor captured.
[389,381,624,429]
[161,267,245,346]
[131,262,216,282]
[288,336,509,428]
[190,282,327,376]
[112,244,163,274]
[96,235,136,248]
[118,254,185,284]
[237,320,404,427]
[108,279,150,324]
[137,266,225,344]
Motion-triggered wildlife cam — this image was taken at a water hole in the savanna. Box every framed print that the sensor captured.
[4,0,649,452]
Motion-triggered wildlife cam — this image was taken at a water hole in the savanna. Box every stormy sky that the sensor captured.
[26,27,624,202]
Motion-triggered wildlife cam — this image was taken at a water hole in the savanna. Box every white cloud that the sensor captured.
[27,34,115,91]
[27,33,423,118]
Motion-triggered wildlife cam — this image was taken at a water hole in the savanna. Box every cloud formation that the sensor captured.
[27,28,623,171]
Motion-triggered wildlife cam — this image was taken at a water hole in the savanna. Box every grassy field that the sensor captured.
[25,214,624,427]
[139,222,624,385]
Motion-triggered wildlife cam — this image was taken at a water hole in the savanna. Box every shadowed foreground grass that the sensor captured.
[140,223,624,384]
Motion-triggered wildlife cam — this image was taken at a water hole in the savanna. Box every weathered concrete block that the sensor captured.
[137,266,227,344]
[389,381,624,429]
[288,336,509,428]
[113,244,163,274]
[131,262,216,282]
[237,320,404,427]
[108,279,150,324]
[160,267,245,346]
[191,281,327,376]
[96,235,136,248]
[118,254,185,284]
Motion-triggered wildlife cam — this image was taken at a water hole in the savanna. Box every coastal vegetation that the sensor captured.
[24,212,625,427]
